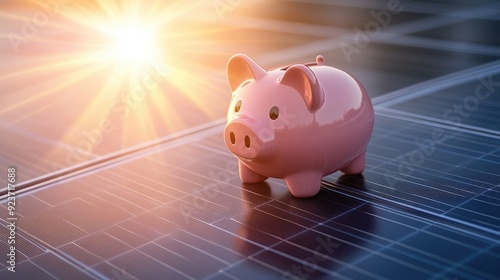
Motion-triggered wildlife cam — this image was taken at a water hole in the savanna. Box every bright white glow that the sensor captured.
[109,24,158,65]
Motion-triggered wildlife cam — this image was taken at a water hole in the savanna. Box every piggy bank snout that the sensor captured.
[224,121,273,160]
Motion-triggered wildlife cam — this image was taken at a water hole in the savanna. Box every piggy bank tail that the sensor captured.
[316,55,324,65]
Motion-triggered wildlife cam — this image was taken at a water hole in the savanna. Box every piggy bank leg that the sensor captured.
[238,160,268,183]
[284,171,322,198]
[341,149,366,175]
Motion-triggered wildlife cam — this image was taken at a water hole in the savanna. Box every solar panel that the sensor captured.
[1,1,499,279]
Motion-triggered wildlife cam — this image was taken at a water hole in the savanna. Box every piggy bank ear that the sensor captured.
[280,64,325,113]
[227,54,266,92]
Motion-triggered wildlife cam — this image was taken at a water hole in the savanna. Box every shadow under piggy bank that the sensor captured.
[234,175,376,278]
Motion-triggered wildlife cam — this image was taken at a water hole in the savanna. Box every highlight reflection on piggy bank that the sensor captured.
[224,54,374,198]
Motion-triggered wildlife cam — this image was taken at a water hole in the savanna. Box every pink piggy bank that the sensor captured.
[224,54,374,198]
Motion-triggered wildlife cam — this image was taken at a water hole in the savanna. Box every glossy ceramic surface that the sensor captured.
[224,54,374,197]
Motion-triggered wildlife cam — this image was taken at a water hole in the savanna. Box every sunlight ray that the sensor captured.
[2,0,228,164]
[61,63,129,138]
[0,49,110,80]
[0,63,107,114]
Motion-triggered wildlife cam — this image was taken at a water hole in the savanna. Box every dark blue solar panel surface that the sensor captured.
[1,1,500,279]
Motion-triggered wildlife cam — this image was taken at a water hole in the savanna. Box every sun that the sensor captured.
[107,22,159,66]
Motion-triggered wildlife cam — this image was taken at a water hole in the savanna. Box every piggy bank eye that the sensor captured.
[269,106,279,120]
[234,100,242,112]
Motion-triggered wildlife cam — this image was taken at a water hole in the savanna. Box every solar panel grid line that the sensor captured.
[362,149,496,196]
[190,140,238,158]
[331,240,438,279]
[332,177,500,234]
[244,256,321,280]
[101,173,232,225]
[319,205,499,279]
[107,162,211,198]
[0,136,63,168]
[169,236,234,267]
[0,231,46,262]
[428,243,498,280]
[0,121,96,160]
[12,260,60,280]
[115,219,165,245]
[368,116,498,164]
[340,186,458,221]
[219,260,285,280]
[363,172,481,213]
[251,253,359,280]
[89,261,134,280]
[366,154,482,192]
[103,225,151,250]
[263,201,347,225]
[367,133,498,182]
[455,208,499,231]
[0,120,225,199]
[339,180,483,219]
[300,229,436,279]
[256,204,356,232]
[258,247,364,279]
[383,90,500,132]
[386,100,498,130]
[200,221,287,272]
[388,96,500,125]
[372,60,500,107]
[475,193,500,207]
[164,163,235,191]
[223,210,308,246]
[172,230,246,267]
[87,191,150,216]
[321,180,500,244]
[221,199,408,278]
[182,219,267,252]
[80,227,157,257]
[338,182,449,215]
[2,233,104,280]
[208,225,371,280]
[458,150,500,174]
[34,251,103,280]
[365,154,485,194]
[377,108,500,138]
[140,242,199,274]
[330,175,448,213]
[483,188,500,201]
[364,149,500,208]
[90,187,168,217]
[9,118,224,185]
[392,231,496,278]
[107,248,192,280]
[422,227,497,261]
[207,271,238,280]
[146,235,234,279]
[459,197,500,221]
[448,206,500,231]
[149,177,271,225]
[178,187,254,216]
